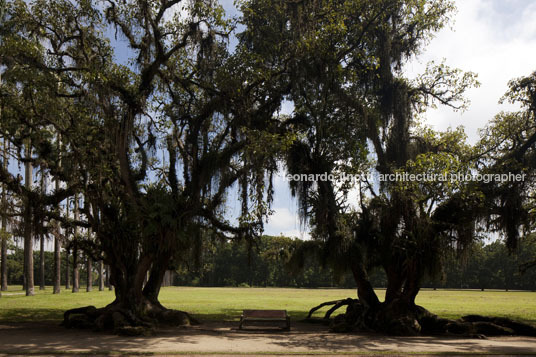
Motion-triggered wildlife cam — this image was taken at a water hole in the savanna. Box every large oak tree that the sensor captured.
[0,0,289,333]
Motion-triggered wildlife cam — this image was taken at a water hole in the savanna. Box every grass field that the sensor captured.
[1,286,535,324]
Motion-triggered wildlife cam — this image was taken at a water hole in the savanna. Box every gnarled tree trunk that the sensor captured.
[63,245,196,335]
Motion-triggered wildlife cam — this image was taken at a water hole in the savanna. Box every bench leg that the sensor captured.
[284,317,291,331]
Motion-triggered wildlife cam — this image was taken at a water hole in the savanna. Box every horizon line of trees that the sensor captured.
[4,234,536,292]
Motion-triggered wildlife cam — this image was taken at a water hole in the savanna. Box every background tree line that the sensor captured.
[3,245,109,290]
[5,234,535,291]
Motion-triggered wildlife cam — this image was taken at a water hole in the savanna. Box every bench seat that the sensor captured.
[239,309,290,330]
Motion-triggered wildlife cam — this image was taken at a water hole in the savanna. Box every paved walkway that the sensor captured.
[1,321,536,355]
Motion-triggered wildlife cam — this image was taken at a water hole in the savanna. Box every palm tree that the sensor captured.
[1,138,9,292]
[39,174,46,290]
[64,198,70,290]
[72,194,79,293]
[86,241,92,292]
[98,260,104,291]
[24,139,34,296]
[53,174,61,294]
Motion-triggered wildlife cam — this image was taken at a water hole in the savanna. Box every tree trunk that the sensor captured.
[98,260,104,291]
[351,263,380,309]
[105,264,110,288]
[401,261,421,306]
[39,173,46,290]
[143,253,172,303]
[330,258,430,335]
[0,231,6,291]
[65,248,70,289]
[53,133,61,294]
[53,234,61,294]
[63,251,196,334]
[24,142,34,297]
[0,138,8,292]
[384,265,404,304]
[72,244,79,293]
[72,195,79,293]
[39,234,45,290]
[106,264,113,291]
[86,227,93,292]
[87,256,93,292]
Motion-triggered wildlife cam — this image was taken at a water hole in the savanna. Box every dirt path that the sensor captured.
[1,321,536,356]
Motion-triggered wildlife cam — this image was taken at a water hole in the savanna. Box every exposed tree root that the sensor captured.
[306,298,536,337]
[62,303,199,336]
[305,298,357,321]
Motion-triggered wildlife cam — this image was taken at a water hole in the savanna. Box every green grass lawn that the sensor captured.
[1,286,535,324]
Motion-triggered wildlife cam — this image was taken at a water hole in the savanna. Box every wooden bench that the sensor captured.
[239,309,290,331]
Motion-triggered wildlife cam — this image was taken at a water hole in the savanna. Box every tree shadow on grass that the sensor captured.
[0,308,65,323]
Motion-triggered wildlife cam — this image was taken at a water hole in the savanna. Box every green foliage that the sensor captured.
[5,245,97,287]
[474,72,536,250]
[426,235,536,291]
[175,235,344,288]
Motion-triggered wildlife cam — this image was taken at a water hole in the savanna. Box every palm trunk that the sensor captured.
[106,265,113,290]
[86,227,93,292]
[39,174,46,290]
[39,234,45,290]
[1,138,8,292]
[53,234,61,294]
[0,215,7,292]
[0,231,6,291]
[72,245,79,292]
[24,141,34,297]
[86,256,92,292]
[98,260,104,291]
[53,134,61,294]
[65,248,70,289]
[72,195,79,293]
[65,199,70,290]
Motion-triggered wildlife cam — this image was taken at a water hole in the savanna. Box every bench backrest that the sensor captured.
[243,309,287,318]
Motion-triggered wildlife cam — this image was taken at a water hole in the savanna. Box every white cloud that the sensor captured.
[263,207,301,234]
[278,229,311,240]
[405,0,536,142]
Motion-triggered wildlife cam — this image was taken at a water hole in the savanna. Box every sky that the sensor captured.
[261,0,536,239]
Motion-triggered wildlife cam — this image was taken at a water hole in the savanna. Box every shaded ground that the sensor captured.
[1,321,536,356]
